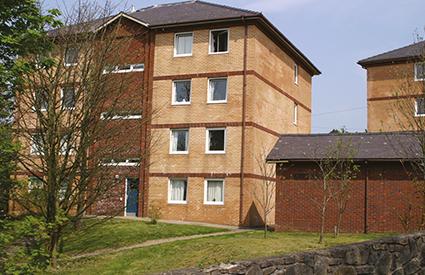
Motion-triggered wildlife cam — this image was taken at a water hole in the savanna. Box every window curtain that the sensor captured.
[171,180,186,201]
[177,34,192,55]
[207,181,223,202]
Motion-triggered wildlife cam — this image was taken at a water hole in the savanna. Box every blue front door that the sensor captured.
[126,178,139,216]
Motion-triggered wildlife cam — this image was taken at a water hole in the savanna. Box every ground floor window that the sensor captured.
[168,179,188,204]
[204,179,224,205]
[415,97,425,116]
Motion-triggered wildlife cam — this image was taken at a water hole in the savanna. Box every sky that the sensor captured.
[44,0,425,133]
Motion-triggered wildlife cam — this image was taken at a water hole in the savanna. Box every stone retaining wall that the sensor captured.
[164,232,425,275]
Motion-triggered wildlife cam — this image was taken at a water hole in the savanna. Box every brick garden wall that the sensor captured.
[275,161,421,233]
[165,232,425,274]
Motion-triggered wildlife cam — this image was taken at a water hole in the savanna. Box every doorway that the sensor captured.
[125,178,139,216]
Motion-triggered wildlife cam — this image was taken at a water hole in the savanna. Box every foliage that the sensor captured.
[0,216,50,274]
[148,204,162,225]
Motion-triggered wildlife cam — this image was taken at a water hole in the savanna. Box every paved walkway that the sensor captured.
[70,229,248,260]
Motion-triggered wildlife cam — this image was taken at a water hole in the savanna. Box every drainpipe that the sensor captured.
[364,161,369,234]
[239,19,248,226]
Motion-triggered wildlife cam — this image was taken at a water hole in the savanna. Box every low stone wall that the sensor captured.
[164,232,425,275]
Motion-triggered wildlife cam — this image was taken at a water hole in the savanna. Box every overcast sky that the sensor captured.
[44,0,424,133]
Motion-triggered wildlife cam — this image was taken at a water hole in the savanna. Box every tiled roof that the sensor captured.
[130,0,260,26]
[267,132,423,162]
[358,40,425,67]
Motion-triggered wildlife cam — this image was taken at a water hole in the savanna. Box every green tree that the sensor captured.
[0,0,61,217]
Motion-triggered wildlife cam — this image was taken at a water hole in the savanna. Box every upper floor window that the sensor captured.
[168,178,188,204]
[174,32,193,57]
[206,128,226,154]
[103,63,144,74]
[293,103,298,125]
[208,78,227,103]
[170,129,189,154]
[209,29,228,54]
[294,63,299,84]
[61,87,76,109]
[415,63,425,81]
[415,97,425,116]
[30,134,43,155]
[172,80,191,105]
[28,176,43,192]
[100,111,142,120]
[35,89,48,111]
[64,47,78,66]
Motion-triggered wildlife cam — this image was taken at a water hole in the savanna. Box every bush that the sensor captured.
[148,204,162,225]
[0,216,50,274]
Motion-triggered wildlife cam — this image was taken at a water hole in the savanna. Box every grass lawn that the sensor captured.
[56,231,390,274]
[61,218,227,256]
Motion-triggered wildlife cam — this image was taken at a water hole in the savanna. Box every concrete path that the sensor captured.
[70,228,248,260]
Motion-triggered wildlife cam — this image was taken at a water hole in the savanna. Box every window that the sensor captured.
[101,158,140,167]
[174,32,193,56]
[415,63,425,81]
[208,78,227,103]
[206,128,226,154]
[35,89,48,111]
[294,63,299,84]
[62,87,75,109]
[102,63,144,74]
[172,80,191,105]
[30,134,43,155]
[64,47,78,66]
[415,97,425,116]
[293,103,298,125]
[209,29,229,54]
[100,111,142,120]
[28,176,43,192]
[170,129,189,154]
[204,179,224,205]
[168,179,188,204]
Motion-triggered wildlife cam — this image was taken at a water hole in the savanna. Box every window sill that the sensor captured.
[168,201,188,205]
[172,102,191,106]
[205,151,225,155]
[414,78,425,82]
[64,63,77,67]
[174,54,193,58]
[207,101,227,104]
[170,151,189,155]
[414,114,425,117]
[208,51,229,55]
[204,202,224,206]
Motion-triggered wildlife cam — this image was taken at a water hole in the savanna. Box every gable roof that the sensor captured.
[266,132,422,162]
[130,0,259,26]
[358,40,425,68]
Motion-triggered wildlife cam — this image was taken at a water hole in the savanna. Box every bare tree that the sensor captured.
[253,146,276,238]
[390,35,425,231]
[12,1,156,266]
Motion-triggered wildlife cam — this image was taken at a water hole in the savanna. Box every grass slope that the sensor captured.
[57,231,390,274]
[62,218,227,256]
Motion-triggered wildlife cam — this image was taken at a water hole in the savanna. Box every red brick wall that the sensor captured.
[275,162,421,233]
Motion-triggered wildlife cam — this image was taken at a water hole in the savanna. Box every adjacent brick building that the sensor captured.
[13,1,320,227]
[267,132,423,233]
[358,40,425,132]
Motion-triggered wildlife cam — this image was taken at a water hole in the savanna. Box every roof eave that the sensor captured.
[358,56,421,68]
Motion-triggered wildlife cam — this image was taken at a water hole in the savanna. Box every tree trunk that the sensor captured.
[48,229,60,268]
[319,202,326,244]
[264,210,267,239]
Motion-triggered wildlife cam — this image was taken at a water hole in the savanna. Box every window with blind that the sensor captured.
[169,179,188,204]
[204,179,224,205]
[174,32,193,56]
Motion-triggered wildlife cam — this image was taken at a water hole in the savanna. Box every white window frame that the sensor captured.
[415,97,425,117]
[60,87,76,110]
[209,29,229,55]
[168,178,188,204]
[205,128,226,154]
[174,32,193,57]
[33,91,47,112]
[204,179,224,205]
[30,134,42,155]
[100,112,142,120]
[294,63,299,85]
[414,63,425,81]
[28,176,43,192]
[293,103,298,125]
[102,63,145,74]
[207,78,228,104]
[170,129,189,154]
[64,47,78,67]
[172,80,192,105]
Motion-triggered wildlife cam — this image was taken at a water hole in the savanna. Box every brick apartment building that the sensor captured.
[12,1,321,227]
[267,132,423,233]
[358,40,425,132]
